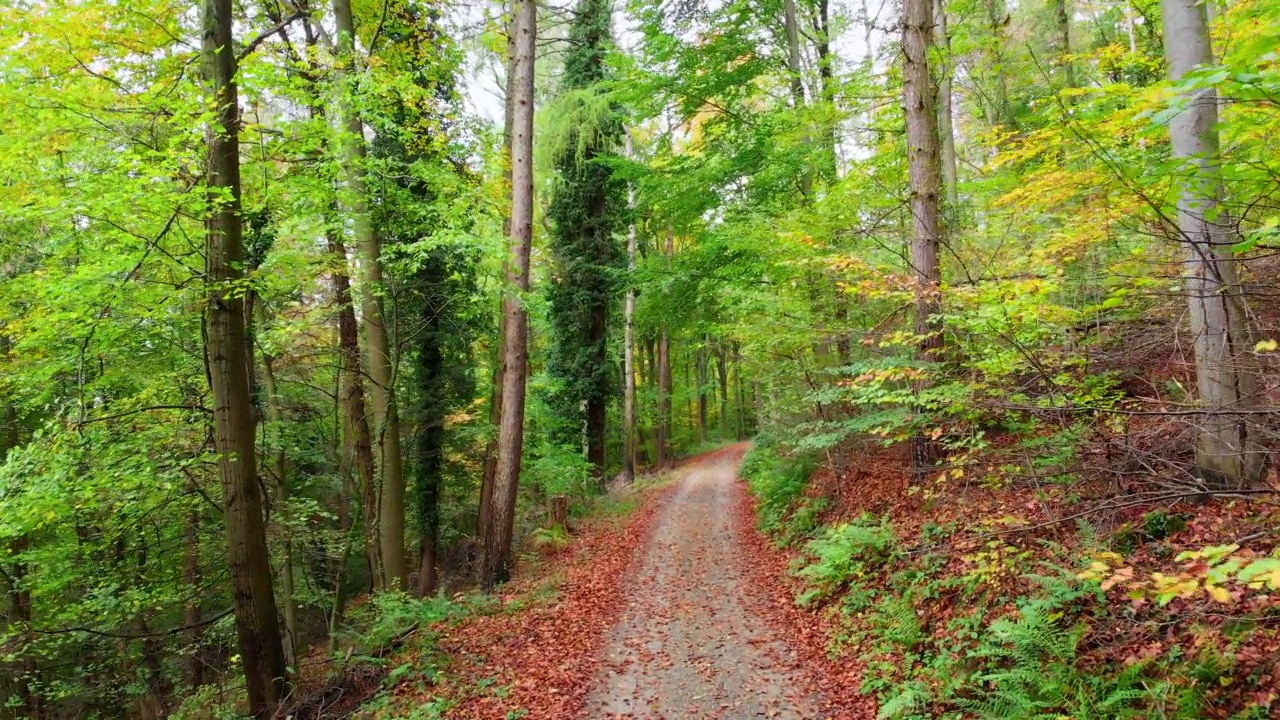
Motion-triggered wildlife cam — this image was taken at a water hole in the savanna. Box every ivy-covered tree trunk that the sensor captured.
[481,0,536,589]
[903,0,945,482]
[1161,0,1268,487]
[332,0,408,589]
[546,0,624,478]
[201,0,287,711]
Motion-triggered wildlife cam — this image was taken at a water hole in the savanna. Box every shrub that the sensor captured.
[739,442,818,539]
[794,515,898,605]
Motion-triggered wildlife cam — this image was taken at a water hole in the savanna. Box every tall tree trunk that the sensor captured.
[1161,0,1268,487]
[480,0,536,589]
[933,0,959,206]
[696,341,708,444]
[330,232,383,591]
[1054,0,1076,89]
[260,356,298,672]
[715,343,729,441]
[812,0,839,181]
[301,17,383,592]
[181,503,205,689]
[412,314,445,598]
[1,356,39,720]
[656,227,674,466]
[201,0,287,711]
[903,0,945,482]
[783,0,812,196]
[621,130,638,483]
[981,0,1014,129]
[333,0,408,589]
[479,8,518,549]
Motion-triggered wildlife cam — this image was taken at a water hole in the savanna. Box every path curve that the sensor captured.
[585,447,824,719]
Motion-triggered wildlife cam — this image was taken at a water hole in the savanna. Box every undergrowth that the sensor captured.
[745,443,1278,720]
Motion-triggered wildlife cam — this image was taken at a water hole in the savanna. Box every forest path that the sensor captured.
[585,446,823,719]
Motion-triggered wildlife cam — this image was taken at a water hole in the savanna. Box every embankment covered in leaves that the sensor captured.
[741,438,1280,720]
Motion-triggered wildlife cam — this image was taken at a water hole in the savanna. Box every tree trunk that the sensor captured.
[812,0,839,181]
[480,0,536,589]
[783,0,812,196]
[181,503,205,689]
[1161,0,1268,487]
[201,0,287,711]
[933,0,958,206]
[1054,0,1076,89]
[696,342,708,444]
[981,0,1014,129]
[330,233,383,591]
[657,228,674,466]
[903,0,945,482]
[621,130,638,483]
[333,0,408,590]
[1,362,40,720]
[260,356,298,671]
[479,8,518,550]
[715,343,729,441]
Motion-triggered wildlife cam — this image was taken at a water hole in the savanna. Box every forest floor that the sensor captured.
[376,444,870,720]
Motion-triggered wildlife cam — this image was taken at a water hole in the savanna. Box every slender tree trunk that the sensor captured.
[696,341,708,444]
[981,0,1014,129]
[903,0,945,482]
[480,0,536,589]
[1,363,39,720]
[715,343,729,441]
[1054,0,1076,89]
[260,356,298,672]
[1125,0,1138,54]
[783,0,812,196]
[479,9,518,549]
[201,0,287,710]
[812,0,838,181]
[1161,0,1268,487]
[412,327,445,598]
[181,503,205,689]
[330,233,383,591]
[333,0,408,589]
[656,227,674,466]
[933,0,958,206]
[621,130,638,483]
[301,18,383,592]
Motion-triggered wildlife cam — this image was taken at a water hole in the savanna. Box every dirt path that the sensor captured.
[585,447,825,719]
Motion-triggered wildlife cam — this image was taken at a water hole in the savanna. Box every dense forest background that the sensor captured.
[2,0,1280,716]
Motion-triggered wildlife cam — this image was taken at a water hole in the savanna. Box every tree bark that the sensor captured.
[1054,0,1076,89]
[622,129,638,483]
[656,227,674,466]
[333,0,408,589]
[480,0,536,589]
[479,6,518,550]
[1161,0,1268,487]
[259,356,298,672]
[201,0,287,711]
[903,0,945,482]
[933,0,958,206]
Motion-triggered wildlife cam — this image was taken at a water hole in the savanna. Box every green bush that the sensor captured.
[739,442,818,539]
[794,515,898,606]
[343,591,461,657]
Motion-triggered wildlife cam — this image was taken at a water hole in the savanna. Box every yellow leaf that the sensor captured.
[1254,339,1278,352]
[1206,584,1231,603]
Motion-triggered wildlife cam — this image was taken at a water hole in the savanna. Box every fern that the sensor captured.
[794,516,898,604]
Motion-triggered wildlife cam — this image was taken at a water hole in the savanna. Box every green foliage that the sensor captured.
[739,441,819,540]
[794,516,898,606]
[343,592,460,657]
